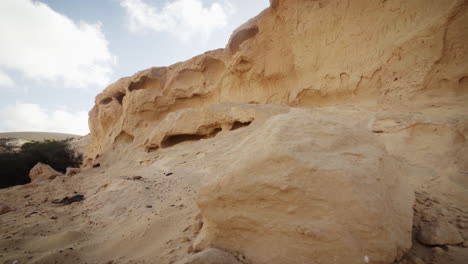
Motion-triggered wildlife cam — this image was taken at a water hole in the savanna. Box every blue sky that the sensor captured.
[0,0,269,135]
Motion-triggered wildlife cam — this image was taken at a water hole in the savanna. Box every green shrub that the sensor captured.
[0,139,82,188]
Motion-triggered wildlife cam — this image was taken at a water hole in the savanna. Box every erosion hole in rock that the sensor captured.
[201,57,225,77]
[145,145,159,153]
[231,121,252,130]
[170,70,204,91]
[100,97,113,105]
[458,76,468,94]
[458,76,468,85]
[115,92,125,105]
[161,128,222,148]
[129,76,148,92]
[114,131,135,145]
[84,158,93,167]
[229,25,259,53]
[129,76,161,92]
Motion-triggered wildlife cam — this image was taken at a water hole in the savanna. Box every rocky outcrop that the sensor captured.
[85,0,468,164]
[143,104,286,152]
[29,162,63,182]
[70,0,468,263]
[193,109,414,264]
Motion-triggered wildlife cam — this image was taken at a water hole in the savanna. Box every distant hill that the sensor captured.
[0,132,80,141]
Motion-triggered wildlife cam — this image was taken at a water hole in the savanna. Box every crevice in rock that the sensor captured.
[114,131,135,145]
[231,121,252,130]
[161,127,222,148]
[458,76,468,84]
[145,144,159,153]
[129,76,149,92]
[115,92,125,105]
[100,97,113,105]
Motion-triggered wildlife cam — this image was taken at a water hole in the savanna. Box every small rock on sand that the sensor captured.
[417,218,464,246]
[66,167,81,176]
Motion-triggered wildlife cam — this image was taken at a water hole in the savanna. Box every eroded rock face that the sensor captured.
[194,109,415,264]
[76,0,468,263]
[85,0,468,164]
[143,104,286,152]
[29,163,63,182]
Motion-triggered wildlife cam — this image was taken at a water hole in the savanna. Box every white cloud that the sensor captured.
[0,0,115,88]
[0,104,89,135]
[120,0,234,41]
[0,70,15,87]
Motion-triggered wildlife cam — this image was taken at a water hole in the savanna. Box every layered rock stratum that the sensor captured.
[0,0,467,263]
[86,0,468,164]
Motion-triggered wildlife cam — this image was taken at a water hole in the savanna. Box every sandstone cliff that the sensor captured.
[80,1,467,263]
[0,1,467,264]
[86,0,468,164]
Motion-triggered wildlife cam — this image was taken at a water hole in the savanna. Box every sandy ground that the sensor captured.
[0,121,256,263]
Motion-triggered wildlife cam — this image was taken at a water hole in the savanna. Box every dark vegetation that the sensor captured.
[0,139,82,188]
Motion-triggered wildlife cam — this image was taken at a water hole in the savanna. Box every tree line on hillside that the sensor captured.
[0,139,82,188]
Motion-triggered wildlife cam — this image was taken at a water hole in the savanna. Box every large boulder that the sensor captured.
[29,162,63,182]
[195,109,415,264]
